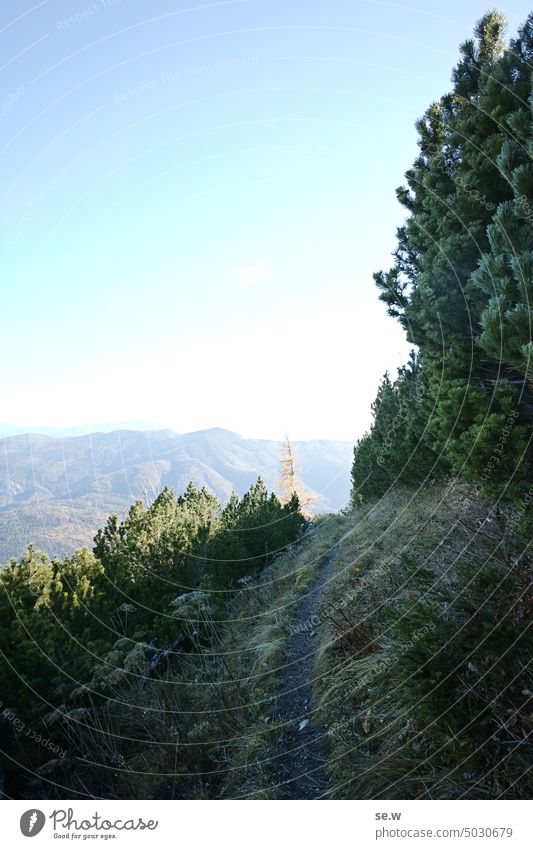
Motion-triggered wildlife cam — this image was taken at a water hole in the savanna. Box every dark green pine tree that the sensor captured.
[471,15,533,383]
[351,355,448,503]
[364,10,532,494]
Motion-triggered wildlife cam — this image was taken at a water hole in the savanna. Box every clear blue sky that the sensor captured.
[1,0,530,440]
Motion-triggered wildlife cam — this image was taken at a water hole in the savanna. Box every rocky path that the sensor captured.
[273,545,338,799]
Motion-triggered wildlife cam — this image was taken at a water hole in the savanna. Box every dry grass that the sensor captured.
[312,481,532,799]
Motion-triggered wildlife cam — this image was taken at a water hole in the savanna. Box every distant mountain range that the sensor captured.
[0,427,353,563]
[0,420,168,439]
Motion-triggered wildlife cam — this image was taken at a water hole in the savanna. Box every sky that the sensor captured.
[1,0,531,441]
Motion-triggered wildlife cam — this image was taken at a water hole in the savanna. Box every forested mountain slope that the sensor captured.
[1,480,529,800]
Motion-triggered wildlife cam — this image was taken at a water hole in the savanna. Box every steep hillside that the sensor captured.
[16,480,529,800]
[0,428,352,562]
[200,482,531,799]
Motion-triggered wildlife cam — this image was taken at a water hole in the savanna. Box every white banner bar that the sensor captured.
[1,799,532,848]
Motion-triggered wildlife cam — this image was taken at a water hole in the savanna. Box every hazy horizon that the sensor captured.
[0,419,355,442]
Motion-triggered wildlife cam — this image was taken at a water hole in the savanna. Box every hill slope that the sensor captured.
[203,482,531,799]
[26,480,529,800]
